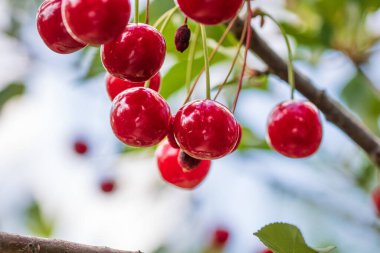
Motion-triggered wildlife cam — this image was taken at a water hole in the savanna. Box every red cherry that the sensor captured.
[267,101,322,158]
[156,140,211,189]
[212,228,229,247]
[167,117,180,149]
[100,179,116,193]
[101,24,166,82]
[36,0,86,54]
[62,0,131,45]
[110,87,171,147]
[262,249,273,253]
[372,186,380,216]
[106,73,161,101]
[174,100,240,160]
[177,0,243,25]
[231,123,242,153]
[177,151,202,171]
[73,139,88,155]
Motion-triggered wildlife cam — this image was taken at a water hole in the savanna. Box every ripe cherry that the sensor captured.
[267,101,322,158]
[231,123,242,153]
[167,117,180,149]
[62,0,131,45]
[73,139,89,155]
[212,228,230,247]
[101,24,166,82]
[156,140,211,189]
[110,87,171,147]
[100,179,116,193]
[177,0,243,25]
[36,0,86,54]
[372,186,380,216]
[177,151,201,170]
[106,73,161,101]
[174,100,240,160]
[262,249,273,253]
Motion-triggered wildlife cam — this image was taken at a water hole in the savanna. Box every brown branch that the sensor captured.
[231,18,380,168]
[0,232,141,253]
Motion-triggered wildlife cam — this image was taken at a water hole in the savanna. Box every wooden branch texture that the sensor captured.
[231,18,380,168]
[0,232,141,253]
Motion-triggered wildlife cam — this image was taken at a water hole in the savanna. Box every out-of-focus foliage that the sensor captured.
[0,82,25,113]
[25,201,55,237]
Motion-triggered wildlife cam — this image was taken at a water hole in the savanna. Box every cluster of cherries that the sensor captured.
[36,0,323,190]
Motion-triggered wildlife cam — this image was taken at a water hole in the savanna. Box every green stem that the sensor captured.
[260,12,295,100]
[159,7,178,33]
[153,6,178,28]
[145,0,150,24]
[200,25,211,100]
[134,0,139,23]
[186,25,200,93]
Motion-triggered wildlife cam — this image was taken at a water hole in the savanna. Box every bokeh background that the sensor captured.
[1,0,380,252]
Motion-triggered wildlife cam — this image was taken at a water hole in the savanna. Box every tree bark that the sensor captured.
[0,232,141,253]
[231,18,380,168]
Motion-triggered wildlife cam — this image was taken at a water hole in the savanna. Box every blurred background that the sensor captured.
[1,0,380,252]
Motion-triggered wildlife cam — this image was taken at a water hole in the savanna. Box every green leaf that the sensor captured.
[25,201,55,237]
[254,223,336,253]
[0,82,25,112]
[81,47,105,80]
[238,127,270,151]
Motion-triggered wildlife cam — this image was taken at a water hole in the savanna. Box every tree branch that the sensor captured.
[231,18,380,168]
[0,232,141,253]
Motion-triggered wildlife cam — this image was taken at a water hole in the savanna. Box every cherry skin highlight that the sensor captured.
[110,87,171,147]
[176,0,244,25]
[36,0,85,54]
[106,73,161,101]
[267,100,322,158]
[372,186,380,216]
[174,100,240,160]
[62,0,131,45]
[101,24,166,82]
[156,140,211,189]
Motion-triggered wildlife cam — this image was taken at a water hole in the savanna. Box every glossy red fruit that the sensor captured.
[101,24,166,82]
[111,87,171,147]
[156,140,211,189]
[177,0,243,25]
[167,117,180,149]
[372,186,380,216]
[262,249,273,253]
[174,100,240,160]
[177,151,201,170]
[62,0,131,45]
[73,139,88,155]
[106,73,161,101]
[36,0,86,54]
[100,179,116,193]
[231,123,242,153]
[212,228,229,247]
[267,101,322,158]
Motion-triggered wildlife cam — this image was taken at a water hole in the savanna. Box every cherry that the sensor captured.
[231,123,242,153]
[372,186,380,216]
[177,151,201,170]
[73,139,88,155]
[167,117,180,149]
[101,24,166,82]
[62,0,131,45]
[110,87,171,147]
[212,228,230,247]
[175,24,191,53]
[105,72,161,101]
[156,140,211,189]
[100,179,116,193]
[267,101,322,158]
[262,249,273,253]
[36,0,86,54]
[177,0,243,25]
[174,100,240,160]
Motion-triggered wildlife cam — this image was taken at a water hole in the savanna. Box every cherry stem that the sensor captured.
[258,11,295,100]
[134,0,139,23]
[153,6,178,28]
[214,16,249,100]
[159,6,178,33]
[232,2,252,113]
[200,25,211,100]
[145,0,150,24]
[186,24,200,93]
[183,15,239,104]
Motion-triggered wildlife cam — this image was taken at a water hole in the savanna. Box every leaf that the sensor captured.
[81,47,105,80]
[238,127,270,151]
[0,82,25,112]
[25,201,55,237]
[254,223,336,253]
